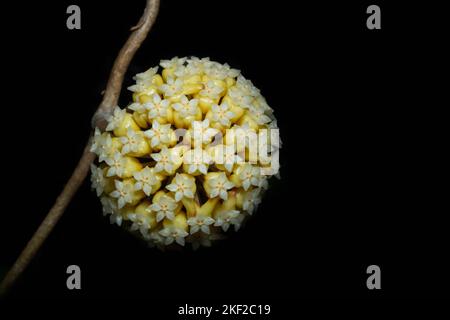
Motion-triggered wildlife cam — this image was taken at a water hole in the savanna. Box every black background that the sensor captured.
[0,0,447,307]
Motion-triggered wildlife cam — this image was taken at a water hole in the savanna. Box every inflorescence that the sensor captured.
[90,57,280,249]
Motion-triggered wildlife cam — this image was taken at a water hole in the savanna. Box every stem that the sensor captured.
[0,0,160,296]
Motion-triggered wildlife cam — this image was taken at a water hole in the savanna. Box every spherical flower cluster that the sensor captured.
[90,57,280,249]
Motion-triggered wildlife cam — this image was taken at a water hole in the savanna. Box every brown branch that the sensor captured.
[0,0,160,296]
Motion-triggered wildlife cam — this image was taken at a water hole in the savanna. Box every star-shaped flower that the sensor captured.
[209,144,242,173]
[90,164,105,196]
[205,172,234,200]
[199,80,224,99]
[150,194,177,222]
[120,128,148,155]
[100,196,117,216]
[228,87,253,109]
[183,148,212,175]
[239,164,262,191]
[165,173,196,202]
[110,179,136,209]
[144,120,172,148]
[159,77,183,97]
[151,147,181,174]
[243,188,262,215]
[211,103,235,127]
[236,75,260,97]
[128,212,153,236]
[160,57,187,69]
[172,95,199,118]
[143,94,170,120]
[91,128,115,163]
[159,226,189,246]
[191,119,219,146]
[127,67,158,93]
[106,106,127,132]
[187,215,215,234]
[133,167,158,196]
[214,210,242,232]
[105,152,127,177]
[248,106,271,125]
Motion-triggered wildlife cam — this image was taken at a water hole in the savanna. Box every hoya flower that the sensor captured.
[228,87,253,110]
[90,164,105,196]
[165,173,196,202]
[172,95,199,118]
[160,56,187,70]
[159,226,189,246]
[151,147,181,174]
[144,120,172,148]
[120,128,149,155]
[92,57,281,249]
[100,196,117,216]
[236,75,260,97]
[150,194,177,222]
[133,167,159,196]
[238,164,262,191]
[214,210,242,232]
[143,94,170,120]
[209,144,242,173]
[191,119,219,146]
[128,212,152,236]
[183,148,212,175]
[159,77,184,97]
[205,172,234,200]
[211,103,235,127]
[105,152,127,177]
[91,128,111,160]
[110,179,137,209]
[243,188,262,215]
[187,215,215,235]
[106,106,127,132]
[199,80,224,99]
[248,106,271,125]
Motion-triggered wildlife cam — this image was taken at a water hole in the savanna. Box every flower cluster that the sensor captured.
[90,57,280,249]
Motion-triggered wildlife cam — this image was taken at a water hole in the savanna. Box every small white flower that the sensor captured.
[90,164,105,196]
[187,57,213,72]
[150,194,177,222]
[159,77,184,97]
[160,57,187,69]
[144,120,172,148]
[236,75,260,97]
[187,215,215,234]
[191,119,219,146]
[248,106,271,125]
[199,80,224,99]
[228,87,253,109]
[159,226,189,246]
[172,95,199,118]
[151,147,178,174]
[214,210,242,232]
[211,103,235,127]
[143,94,170,120]
[243,188,262,215]
[128,102,146,113]
[128,212,152,236]
[207,172,234,200]
[134,66,158,84]
[100,196,117,216]
[239,164,262,191]
[210,144,242,172]
[110,180,135,209]
[105,152,127,177]
[165,173,196,202]
[106,106,127,132]
[91,128,114,162]
[133,167,158,196]
[204,62,239,80]
[120,128,147,155]
[183,148,212,175]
